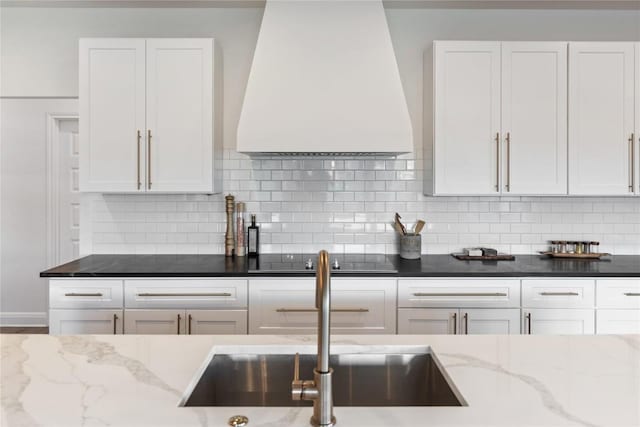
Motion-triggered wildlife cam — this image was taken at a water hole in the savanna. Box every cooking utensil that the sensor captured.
[393,221,405,236]
[414,220,425,234]
[394,213,406,235]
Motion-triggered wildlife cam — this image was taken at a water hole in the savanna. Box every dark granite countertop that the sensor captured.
[40,254,640,278]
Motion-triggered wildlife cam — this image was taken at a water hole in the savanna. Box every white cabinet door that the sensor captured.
[635,43,640,194]
[461,309,521,335]
[434,41,501,194]
[146,39,214,193]
[124,309,185,334]
[50,309,122,335]
[397,308,456,334]
[501,42,567,195]
[79,38,146,192]
[569,42,636,195]
[596,310,640,334]
[523,309,595,335]
[186,310,248,335]
[249,278,396,334]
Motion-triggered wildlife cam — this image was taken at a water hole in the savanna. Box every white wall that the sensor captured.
[1,6,639,324]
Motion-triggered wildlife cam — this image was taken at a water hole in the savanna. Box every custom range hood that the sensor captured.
[237,0,413,156]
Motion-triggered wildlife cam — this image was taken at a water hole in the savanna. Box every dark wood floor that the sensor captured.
[0,327,49,334]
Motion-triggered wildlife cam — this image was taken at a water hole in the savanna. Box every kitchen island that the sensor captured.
[2,334,638,427]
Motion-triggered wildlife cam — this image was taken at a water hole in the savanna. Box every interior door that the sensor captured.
[57,120,81,263]
[79,38,146,192]
[501,42,568,195]
[434,41,501,194]
[397,308,456,334]
[145,39,213,193]
[124,309,185,334]
[569,42,635,195]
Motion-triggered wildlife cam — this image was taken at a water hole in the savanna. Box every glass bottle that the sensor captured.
[247,214,260,257]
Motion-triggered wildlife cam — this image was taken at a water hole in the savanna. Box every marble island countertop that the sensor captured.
[2,334,639,427]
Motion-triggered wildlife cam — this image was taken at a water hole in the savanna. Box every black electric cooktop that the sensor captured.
[246,253,398,274]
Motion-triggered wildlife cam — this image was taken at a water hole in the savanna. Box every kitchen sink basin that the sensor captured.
[181,350,464,407]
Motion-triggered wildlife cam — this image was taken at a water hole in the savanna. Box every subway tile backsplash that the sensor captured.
[86,150,640,255]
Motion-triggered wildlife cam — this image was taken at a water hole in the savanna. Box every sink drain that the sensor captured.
[228,415,249,427]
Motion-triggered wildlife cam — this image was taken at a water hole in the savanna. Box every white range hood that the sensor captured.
[237,0,413,156]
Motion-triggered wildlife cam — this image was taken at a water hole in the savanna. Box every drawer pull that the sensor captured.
[525,312,532,335]
[452,312,457,334]
[624,293,640,296]
[177,314,181,335]
[276,308,369,313]
[412,292,507,297]
[64,292,104,297]
[539,292,579,296]
[136,292,232,297]
[113,313,118,335]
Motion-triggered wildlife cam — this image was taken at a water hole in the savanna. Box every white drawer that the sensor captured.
[522,279,595,309]
[248,278,396,334]
[124,279,247,309]
[398,279,520,308]
[596,279,640,309]
[50,280,123,309]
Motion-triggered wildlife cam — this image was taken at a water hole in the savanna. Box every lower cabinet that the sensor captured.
[596,310,640,334]
[49,309,123,335]
[398,308,520,335]
[123,309,247,335]
[522,309,595,335]
[248,278,396,334]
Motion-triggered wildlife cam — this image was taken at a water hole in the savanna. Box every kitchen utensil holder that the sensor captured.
[399,233,421,260]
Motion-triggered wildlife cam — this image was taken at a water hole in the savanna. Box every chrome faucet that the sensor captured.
[292,250,336,427]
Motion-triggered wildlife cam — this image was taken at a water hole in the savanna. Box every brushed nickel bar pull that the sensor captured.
[177,313,181,335]
[276,308,369,313]
[463,312,469,335]
[113,313,118,335]
[136,130,142,190]
[539,292,579,296]
[452,312,457,335]
[64,292,103,297]
[495,132,500,191]
[525,312,532,335]
[413,292,508,297]
[624,293,640,296]
[188,314,192,335]
[505,132,511,192]
[147,129,152,190]
[630,133,635,192]
[136,292,232,297]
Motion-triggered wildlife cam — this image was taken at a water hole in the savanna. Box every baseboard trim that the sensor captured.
[0,312,48,327]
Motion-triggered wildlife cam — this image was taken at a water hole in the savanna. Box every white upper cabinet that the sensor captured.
[146,39,216,193]
[80,38,221,194]
[79,39,146,192]
[433,41,501,195]
[501,42,568,194]
[635,43,640,194]
[569,42,635,195]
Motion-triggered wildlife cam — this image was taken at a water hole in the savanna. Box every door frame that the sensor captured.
[46,113,79,268]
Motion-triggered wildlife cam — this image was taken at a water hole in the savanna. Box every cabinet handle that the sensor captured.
[463,312,468,335]
[64,292,103,297]
[188,314,192,335]
[452,312,457,335]
[495,132,500,191]
[136,292,232,297]
[525,312,532,335]
[505,132,511,192]
[624,293,640,296]
[113,313,118,335]
[275,308,369,313]
[177,313,181,335]
[412,292,507,297]
[539,292,579,296]
[147,129,152,190]
[630,133,635,192]
[136,130,142,190]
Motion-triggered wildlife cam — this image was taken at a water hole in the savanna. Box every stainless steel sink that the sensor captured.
[181,351,465,407]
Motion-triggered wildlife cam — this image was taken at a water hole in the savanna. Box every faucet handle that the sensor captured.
[291,352,303,400]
